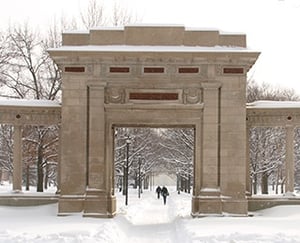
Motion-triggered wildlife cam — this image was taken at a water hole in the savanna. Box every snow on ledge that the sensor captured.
[247,100,300,109]
[0,99,61,108]
[49,44,250,53]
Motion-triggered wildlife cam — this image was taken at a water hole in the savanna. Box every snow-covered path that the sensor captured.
[116,188,186,243]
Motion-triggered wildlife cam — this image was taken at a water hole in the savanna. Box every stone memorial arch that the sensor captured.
[48,25,259,217]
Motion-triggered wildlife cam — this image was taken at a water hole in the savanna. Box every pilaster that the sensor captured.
[83,83,116,217]
[193,81,222,215]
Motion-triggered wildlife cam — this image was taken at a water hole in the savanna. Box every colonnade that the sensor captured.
[0,101,61,192]
[246,102,300,195]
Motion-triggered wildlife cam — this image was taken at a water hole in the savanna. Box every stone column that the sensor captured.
[285,125,295,194]
[56,124,61,194]
[245,124,252,195]
[12,125,22,192]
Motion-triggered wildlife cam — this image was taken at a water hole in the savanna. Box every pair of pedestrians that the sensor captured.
[156,186,169,205]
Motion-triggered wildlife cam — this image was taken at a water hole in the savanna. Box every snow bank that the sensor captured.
[1,185,300,242]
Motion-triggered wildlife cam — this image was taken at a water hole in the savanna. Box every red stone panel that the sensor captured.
[64,66,85,72]
[178,67,199,73]
[129,92,178,100]
[109,67,130,73]
[223,67,244,74]
[143,67,165,73]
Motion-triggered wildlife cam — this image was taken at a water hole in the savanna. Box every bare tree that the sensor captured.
[80,0,140,29]
[111,1,139,26]
[23,126,58,192]
[114,127,194,195]
[0,24,61,100]
[247,79,299,103]
[80,0,106,29]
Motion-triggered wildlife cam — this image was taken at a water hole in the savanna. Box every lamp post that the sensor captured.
[138,156,142,198]
[125,136,131,206]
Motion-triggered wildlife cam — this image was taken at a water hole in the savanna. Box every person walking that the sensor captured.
[161,186,169,205]
[156,186,161,199]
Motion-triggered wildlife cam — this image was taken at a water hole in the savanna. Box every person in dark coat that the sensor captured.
[156,186,161,199]
[161,186,169,205]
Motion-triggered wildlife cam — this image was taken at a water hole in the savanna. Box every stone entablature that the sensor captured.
[0,101,61,125]
[247,101,300,126]
[0,99,61,192]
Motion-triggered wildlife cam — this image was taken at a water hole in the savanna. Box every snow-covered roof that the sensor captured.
[49,44,251,53]
[0,99,61,108]
[63,30,89,34]
[247,100,300,109]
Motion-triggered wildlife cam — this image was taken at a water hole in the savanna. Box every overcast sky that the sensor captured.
[1,0,300,93]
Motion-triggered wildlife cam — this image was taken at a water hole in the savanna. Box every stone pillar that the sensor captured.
[245,124,252,195]
[285,125,295,194]
[194,81,222,215]
[83,83,116,217]
[12,125,22,192]
[56,124,61,194]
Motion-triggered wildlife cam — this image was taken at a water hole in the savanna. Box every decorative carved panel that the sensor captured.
[105,88,126,104]
[183,88,202,104]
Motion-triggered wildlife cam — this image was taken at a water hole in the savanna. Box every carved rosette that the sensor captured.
[183,88,202,104]
[105,88,125,104]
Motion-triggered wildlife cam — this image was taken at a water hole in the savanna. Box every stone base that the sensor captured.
[83,189,116,218]
[222,198,248,215]
[58,195,85,216]
[192,194,248,216]
[0,194,58,206]
[192,196,222,216]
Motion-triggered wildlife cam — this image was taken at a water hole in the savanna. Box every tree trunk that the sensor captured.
[144,175,149,190]
[26,164,30,191]
[44,162,48,190]
[252,174,258,194]
[122,167,126,195]
[261,172,269,194]
[187,175,191,194]
[37,146,43,192]
[133,172,137,189]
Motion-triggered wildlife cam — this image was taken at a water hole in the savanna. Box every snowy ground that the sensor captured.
[1,184,300,242]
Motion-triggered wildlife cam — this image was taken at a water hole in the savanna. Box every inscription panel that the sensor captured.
[129,92,178,100]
